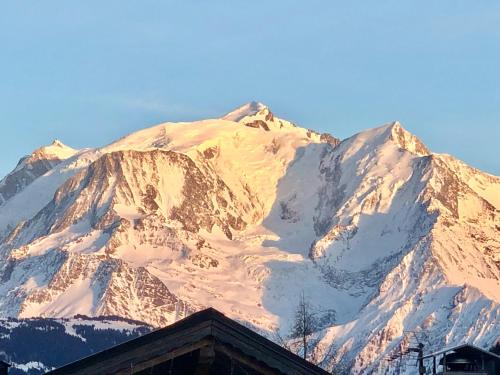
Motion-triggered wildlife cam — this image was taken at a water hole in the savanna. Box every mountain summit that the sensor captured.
[0,140,78,205]
[221,101,268,121]
[0,105,498,374]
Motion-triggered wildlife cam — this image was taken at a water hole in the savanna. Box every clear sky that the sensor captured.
[1,1,499,178]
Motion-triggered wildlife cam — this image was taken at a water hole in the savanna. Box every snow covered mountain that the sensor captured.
[0,103,498,374]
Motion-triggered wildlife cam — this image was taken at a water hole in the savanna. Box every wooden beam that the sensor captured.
[194,345,216,375]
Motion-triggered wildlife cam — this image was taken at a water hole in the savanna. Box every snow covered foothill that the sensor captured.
[0,315,150,374]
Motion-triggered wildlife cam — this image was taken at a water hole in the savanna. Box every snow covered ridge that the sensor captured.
[0,103,499,374]
[0,315,151,375]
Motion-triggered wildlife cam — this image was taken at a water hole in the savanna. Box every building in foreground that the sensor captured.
[422,343,500,375]
[46,308,329,375]
[0,361,10,375]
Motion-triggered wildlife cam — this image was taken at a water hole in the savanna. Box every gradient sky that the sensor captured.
[1,1,499,178]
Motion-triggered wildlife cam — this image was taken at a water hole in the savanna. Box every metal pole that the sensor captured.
[418,343,425,375]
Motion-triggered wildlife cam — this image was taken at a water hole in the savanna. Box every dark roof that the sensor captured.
[0,361,10,368]
[422,343,500,361]
[47,308,329,375]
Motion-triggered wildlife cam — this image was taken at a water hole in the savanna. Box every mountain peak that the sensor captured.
[388,121,430,156]
[0,140,79,206]
[221,101,269,122]
[347,122,431,158]
[34,139,78,160]
[51,139,65,147]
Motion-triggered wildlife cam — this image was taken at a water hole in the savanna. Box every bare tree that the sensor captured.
[271,328,291,351]
[271,293,345,373]
[290,292,319,360]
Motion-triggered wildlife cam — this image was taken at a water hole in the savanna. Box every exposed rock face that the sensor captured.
[320,132,340,146]
[245,119,270,131]
[4,150,252,248]
[0,104,498,374]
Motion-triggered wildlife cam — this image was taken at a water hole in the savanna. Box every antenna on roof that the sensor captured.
[386,330,426,374]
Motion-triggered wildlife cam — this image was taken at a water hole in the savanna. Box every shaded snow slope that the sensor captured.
[0,104,498,374]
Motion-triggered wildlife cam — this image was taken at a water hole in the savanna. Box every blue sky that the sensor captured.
[1,1,499,177]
